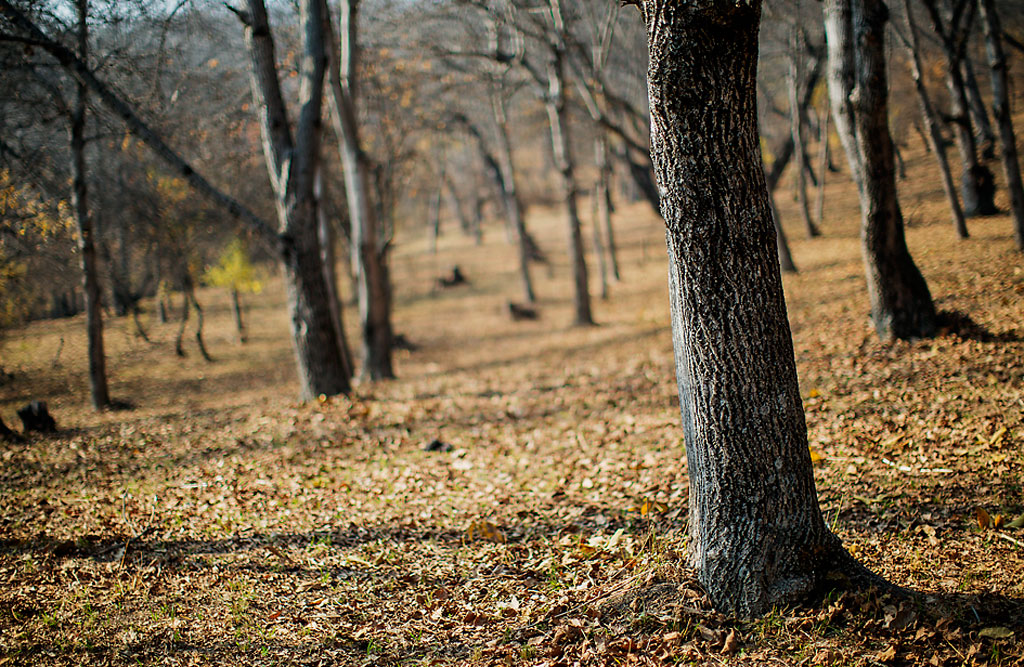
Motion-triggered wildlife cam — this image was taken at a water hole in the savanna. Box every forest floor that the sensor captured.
[1,142,1024,666]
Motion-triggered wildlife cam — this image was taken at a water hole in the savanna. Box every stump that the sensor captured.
[508,302,539,321]
[17,401,57,434]
[437,265,468,288]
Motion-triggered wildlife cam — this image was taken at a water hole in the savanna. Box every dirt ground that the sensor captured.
[1,140,1023,666]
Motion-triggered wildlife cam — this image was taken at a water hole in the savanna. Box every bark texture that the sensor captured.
[641,0,866,616]
[825,0,937,340]
[70,0,110,410]
[978,0,1024,250]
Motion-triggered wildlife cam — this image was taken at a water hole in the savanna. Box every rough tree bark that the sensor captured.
[640,0,874,616]
[978,0,1024,250]
[70,0,110,410]
[325,0,394,380]
[239,0,351,398]
[902,0,969,239]
[825,0,937,340]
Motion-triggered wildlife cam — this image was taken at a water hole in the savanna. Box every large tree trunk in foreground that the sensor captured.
[641,0,870,617]
[978,0,1024,251]
[71,0,109,411]
[326,0,394,380]
[825,0,937,340]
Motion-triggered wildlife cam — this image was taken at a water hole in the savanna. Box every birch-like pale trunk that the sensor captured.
[814,99,830,227]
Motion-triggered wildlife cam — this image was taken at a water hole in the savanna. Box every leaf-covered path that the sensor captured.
[2,150,1023,665]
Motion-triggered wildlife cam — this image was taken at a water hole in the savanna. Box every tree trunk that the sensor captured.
[428,168,443,253]
[770,189,798,273]
[545,11,593,326]
[174,288,189,357]
[230,288,247,344]
[978,0,1024,251]
[242,0,352,398]
[326,0,394,380]
[787,30,820,238]
[589,180,610,300]
[316,169,354,377]
[902,0,969,239]
[595,134,620,281]
[960,55,996,158]
[921,0,998,217]
[188,286,212,362]
[825,0,937,340]
[642,0,869,617]
[282,225,351,397]
[815,99,830,227]
[491,95,537,304]
[70,0,109,410]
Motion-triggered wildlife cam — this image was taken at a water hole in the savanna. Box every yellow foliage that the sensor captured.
[203,239,263,293]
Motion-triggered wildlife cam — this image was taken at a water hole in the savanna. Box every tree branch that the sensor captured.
[0,0,279,245]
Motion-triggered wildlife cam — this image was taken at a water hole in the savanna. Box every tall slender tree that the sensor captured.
[234,0,351,399]
[901,0,969,239]
[70,0,110,409]
[978,0,1024,250]
[825,0,937,340]
[325,0,394,380]
[921,0,998,217]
